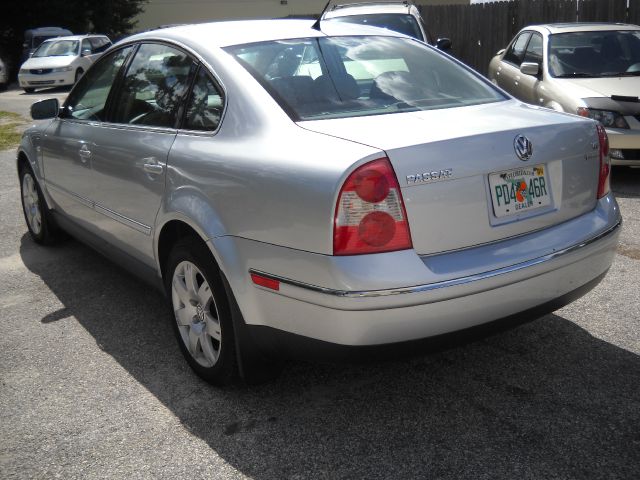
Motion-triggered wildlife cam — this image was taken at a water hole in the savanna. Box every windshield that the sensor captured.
[325,14,424,41]
[33,40,79,58]
[225,36,505,121]
[548,30,640,77]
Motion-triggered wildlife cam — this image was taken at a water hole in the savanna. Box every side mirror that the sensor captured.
[496,48,506,56]
[81,48,92,57]
[436,37,452,51]
[31,98,60,120]
[520,62,540,76]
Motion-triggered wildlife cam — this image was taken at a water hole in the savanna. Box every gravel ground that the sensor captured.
[0,86,639,479]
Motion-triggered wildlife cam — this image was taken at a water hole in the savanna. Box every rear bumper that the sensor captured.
[212,194,620,347]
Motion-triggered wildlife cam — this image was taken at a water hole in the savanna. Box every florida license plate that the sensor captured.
[489,164,551,218]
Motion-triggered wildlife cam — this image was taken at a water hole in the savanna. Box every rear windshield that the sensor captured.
[325,14,424,41]
[225,36,505,121]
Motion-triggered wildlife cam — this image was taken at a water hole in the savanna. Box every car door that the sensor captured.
[494,31,531,94]
[85,42,195,266]
[41,45,134,223]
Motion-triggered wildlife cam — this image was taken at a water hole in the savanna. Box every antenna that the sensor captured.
[311,0,332,31]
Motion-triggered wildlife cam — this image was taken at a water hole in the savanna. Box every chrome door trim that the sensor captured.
[249,219,621,298]
[46,181,94,208]
[94,204,152,235]
[45,181,152,235]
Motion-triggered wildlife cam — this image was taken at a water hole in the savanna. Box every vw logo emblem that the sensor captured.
[196,304,206,323]
[514,135,533,161]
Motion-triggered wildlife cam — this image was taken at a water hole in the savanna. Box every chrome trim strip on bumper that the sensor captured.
[249,219,621,299]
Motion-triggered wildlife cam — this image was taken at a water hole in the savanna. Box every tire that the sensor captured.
[19,165,58,244]
[74,69,84,84]
[23,88,35,93]
[165,237,238,385]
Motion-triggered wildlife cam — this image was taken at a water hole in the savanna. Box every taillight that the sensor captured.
[596,124,611,199]
[334,157,412,255]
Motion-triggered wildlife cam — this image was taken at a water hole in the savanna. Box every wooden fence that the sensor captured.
[419,0,640,75]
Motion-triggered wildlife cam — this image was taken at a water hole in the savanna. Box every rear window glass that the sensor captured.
[325,14,424,41]
[225,36,505,121]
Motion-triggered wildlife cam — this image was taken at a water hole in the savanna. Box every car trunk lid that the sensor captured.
[299,100,601,255]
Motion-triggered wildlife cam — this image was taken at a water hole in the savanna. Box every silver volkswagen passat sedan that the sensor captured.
[18,19,621,384]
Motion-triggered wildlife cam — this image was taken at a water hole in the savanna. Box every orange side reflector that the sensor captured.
[250,273,280,291]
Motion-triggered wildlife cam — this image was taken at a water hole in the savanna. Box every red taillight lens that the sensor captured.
[596,124,611,199]
[334,157,412,255]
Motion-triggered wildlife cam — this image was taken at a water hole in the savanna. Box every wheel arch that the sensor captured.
[157,219,209,279]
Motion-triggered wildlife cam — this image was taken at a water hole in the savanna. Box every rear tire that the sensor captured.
[165,237,238,385]
[19,166,58,244]
[23,88,35,93]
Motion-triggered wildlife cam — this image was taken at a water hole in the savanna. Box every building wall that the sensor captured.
[134,0,468,30]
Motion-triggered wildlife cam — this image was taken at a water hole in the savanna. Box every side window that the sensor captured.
[523,33,543,65]
[81,39,92,55]
[504,32,531,67]
[112,43,194,128]
[64,46,133,121]
[90,37,111,54]
[184,68,225,132]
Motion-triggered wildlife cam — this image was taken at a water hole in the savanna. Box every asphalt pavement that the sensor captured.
[0,86,639,479]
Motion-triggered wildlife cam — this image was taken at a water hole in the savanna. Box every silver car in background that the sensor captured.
[18,19,620,385]
[488,23,640,166]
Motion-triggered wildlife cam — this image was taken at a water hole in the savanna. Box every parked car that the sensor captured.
[320,1,452,50]
[18,19,620,384]
[18,35,112,93]
[488,23,640,166]
[22,27,73,64]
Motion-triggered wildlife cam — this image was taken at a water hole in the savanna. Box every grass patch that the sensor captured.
[0,111,27,150]
[0,111,22,121]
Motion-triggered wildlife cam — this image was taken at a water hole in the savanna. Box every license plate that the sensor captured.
[489,164,551,218]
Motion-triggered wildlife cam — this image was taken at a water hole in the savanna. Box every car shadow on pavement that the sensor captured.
[20,233,640,479]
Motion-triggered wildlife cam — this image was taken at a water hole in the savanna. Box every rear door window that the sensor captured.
[111,43,195,128]
[183,67,225,132]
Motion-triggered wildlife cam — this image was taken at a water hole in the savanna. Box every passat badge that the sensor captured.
[514,135,533,161]
[406,168,453,185]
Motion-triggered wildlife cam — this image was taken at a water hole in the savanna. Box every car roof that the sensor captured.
[123,18,406,48]
[41,34,109,43]
[528,23,640,35]
[323,2,412,19]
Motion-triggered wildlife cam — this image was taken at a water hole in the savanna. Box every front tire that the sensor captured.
[165,238,238,385]
[19,166,58,244]
[74,69,84,84]
[23,87,35,93]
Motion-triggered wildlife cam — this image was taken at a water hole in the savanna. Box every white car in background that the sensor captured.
[18,35,111,93]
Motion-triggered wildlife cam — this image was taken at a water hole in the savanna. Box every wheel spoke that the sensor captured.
[205,314,221,341]
[172,276,191,306]
[188,327,200,355]
[174,306,193,326]
[197,281,211,306]
[184,263,198,297]
[200,333,218,365]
